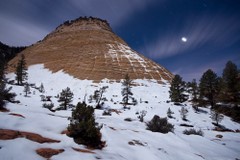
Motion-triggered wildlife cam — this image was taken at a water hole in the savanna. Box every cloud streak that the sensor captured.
[141,14,240,59]
[0,0,161,46]
[0,16,49,46]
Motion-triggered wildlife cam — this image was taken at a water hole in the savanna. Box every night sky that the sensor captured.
[0,0,240,81]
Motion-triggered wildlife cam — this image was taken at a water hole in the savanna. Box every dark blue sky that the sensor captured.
[0,0,239,81]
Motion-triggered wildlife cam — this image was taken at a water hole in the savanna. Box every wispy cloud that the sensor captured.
[141,14,240,59]
[0,16,49,46]
[68,0,161,28]
[0,0,161,46]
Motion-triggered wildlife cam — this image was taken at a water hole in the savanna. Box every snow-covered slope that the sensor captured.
[1,64,240,160]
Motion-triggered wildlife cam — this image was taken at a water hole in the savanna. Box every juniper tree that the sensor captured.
[58,87,74,110]
[121,74,135,106]
[199,69,219,108]
[15,54,28,85]
[68,102,103,149]
[169,74,188,103]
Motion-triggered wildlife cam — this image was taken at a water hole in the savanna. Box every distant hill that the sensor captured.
[0,41,26,62]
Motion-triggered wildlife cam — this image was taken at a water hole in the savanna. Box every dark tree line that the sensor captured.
[169,61,240,122]
[0,41,26,62]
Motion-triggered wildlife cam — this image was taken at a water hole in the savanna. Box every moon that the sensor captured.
[181,37,187,42]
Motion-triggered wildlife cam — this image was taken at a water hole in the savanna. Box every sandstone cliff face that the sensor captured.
[8,17,173,83]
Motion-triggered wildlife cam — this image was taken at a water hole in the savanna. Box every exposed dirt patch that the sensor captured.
[72,147,95,154]
[235,129,240,133]
[0,129,60,143]
[109,109,122,115]
[36,148,64,158]
[61,129,70,135]
[213,127,234,132]
[9,113,25,118]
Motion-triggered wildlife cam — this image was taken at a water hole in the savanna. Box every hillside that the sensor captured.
[1,64,239,160]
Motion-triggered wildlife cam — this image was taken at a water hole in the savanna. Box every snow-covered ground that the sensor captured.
[1,64,240,160]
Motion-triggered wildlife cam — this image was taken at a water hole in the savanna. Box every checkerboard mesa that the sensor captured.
[8,17,173,83]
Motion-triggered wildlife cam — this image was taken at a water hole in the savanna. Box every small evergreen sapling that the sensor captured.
[180,107,188,121]
[93,86,108,109]
[23,83,30,97]
[58,87,74,110]
[167,107,174,118]
[39,83,45,93]
[210,110,224,126]
[121,74,136,107]
[138,110,147,122]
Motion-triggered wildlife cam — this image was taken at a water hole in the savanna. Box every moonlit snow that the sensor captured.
[0,64,239,160]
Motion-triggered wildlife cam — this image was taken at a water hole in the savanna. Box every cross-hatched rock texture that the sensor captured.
[8,17,173,83]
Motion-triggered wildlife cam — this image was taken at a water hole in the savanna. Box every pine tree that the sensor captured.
[15,54,28,85]
[167,107,173,118]
[93,86,108,109]
[221,61,239,104]
[169,74,188,103]
[188,79,200,111]
[39,83,45,93]
[0,62,16,109]
[23,83,30,97]
[199,69,219,108]
[121,74,135,106]
[58,87,74,110]
[68,102,103,149]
